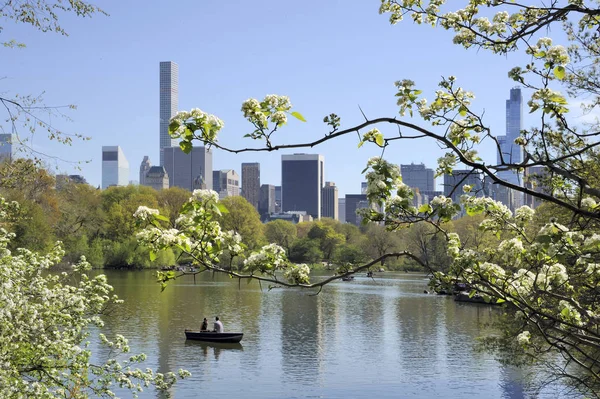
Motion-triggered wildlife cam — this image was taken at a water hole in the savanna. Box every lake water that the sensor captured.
[95,270,572,399]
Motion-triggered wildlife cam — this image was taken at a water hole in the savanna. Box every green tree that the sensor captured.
[264,219,297,254]
[218,196,264,250]
[361,224,400,267]
[156,186,191,225]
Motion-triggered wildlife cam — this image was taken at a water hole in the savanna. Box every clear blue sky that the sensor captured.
[2,0,535,196]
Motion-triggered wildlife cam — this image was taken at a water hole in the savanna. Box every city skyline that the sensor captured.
[3,1,552,198]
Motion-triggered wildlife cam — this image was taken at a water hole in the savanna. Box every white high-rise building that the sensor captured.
[159,61,178,166]
[102,146,129,189]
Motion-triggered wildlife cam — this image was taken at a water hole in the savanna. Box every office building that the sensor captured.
[524,166,550,209]
[401,163,435,192]
[259,184,276,217]
[140,156,151,186]
[338,198,346,223]
[321,181,339,220]
[144,166,169,191]
[275,186,282,213]
[281,154,324,219]
[163,146,212,191]
[443,169,484,209]
[361,182,367,195]
[0,134,15,162]
[497,87,524,208]
[242,162,260,209]
[213,169,240,198]
[102,146,129,189]
[345,194,367,226]
[159,61,178,166]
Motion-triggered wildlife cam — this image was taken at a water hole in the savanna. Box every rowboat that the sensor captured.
[184,330,244,343]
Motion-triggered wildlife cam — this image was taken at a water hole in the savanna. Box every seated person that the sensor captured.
[201,317,208,332]
[213,316,224,333]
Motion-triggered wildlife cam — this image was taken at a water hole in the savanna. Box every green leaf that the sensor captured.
[155,214,169,222]
[149,250,157,262]
[375,134,384,147]
[179,141,192,154]
[496,298,506,304]
[553,65,566,80]
[418,204,433,214]
[291,111,306,122]
[357,140,364,148]
[458,105,468,116]
[217,203,229,214]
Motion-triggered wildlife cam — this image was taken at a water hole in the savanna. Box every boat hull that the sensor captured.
[184,330,243,343]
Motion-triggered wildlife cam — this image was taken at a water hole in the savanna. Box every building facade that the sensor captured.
[321,181,339,220]
[242,162,260,209]
[497,87,524,208]
[443,169,484,212]
[213,169,240,198]
[345,194,367,226]
[102,146,129,189]
[281,154,324,219]
[0,134,15,162]
[259,184,276,217]
[159,61,178,166]
[163,146,212,191]
[275,186,282,213]
[401,163,435,192]
[139,156,151,186]
[338,198,346,224]
[144,166,169,190]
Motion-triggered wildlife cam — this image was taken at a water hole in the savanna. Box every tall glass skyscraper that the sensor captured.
[496,87,524,208]
[159,61,178,166]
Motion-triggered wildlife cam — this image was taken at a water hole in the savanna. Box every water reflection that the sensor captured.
[94,270,568,399]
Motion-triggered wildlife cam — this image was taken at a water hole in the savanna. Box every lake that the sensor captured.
[95,270,572,398]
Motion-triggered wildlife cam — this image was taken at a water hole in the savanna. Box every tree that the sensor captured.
[361,224,400,267]
[264,219,297,254]
[143,3,600,396]
[0,198,188,397]
[307,221,346,263]
[218,196,264,250]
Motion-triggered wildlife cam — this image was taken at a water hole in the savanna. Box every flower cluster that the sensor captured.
[133,206,160,221]
[243,243,288,274]
[241,94,293,130]
[284,263,311,285]
[169,108,224,144]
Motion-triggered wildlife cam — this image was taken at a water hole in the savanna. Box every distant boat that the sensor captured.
[184,330,244,343]
[454,291,500,305]
[341,275,355,281]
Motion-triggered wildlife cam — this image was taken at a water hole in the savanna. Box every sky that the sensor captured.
[2,0,548,196]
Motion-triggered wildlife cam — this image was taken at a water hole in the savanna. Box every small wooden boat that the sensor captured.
[184,330,244,343]
[341,275,355,281]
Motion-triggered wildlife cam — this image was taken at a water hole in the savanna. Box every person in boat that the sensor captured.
[213,316,224,333]
[201,317,208,331]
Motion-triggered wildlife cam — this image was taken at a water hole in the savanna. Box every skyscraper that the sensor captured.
[321,181,338,220]
[338,198,346,224]
[259,184,276,216]
[345,194,367,226]
[401,163,435,192]
[0,134,15,162]
[213,169,240,198]
[443,169,484,210]
[139,156,151,186]
[102,146,129,189]
[281,154,324,219]
[497,87,524,208]
[163,146,212,191]
[159,61,178,166]
[242,162,260,209]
